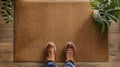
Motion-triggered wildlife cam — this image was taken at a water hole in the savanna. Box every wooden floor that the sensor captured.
[0,0,120,67]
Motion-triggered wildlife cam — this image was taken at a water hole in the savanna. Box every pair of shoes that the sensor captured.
[45,42,76,64]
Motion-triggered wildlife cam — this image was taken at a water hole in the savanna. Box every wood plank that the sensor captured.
[0,62,110,67]
[0,43,13,62]
[16,0,89,2]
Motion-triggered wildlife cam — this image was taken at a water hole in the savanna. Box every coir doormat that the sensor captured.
[15,2,108,62]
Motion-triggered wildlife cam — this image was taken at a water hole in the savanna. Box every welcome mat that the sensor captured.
[15,2,108,62]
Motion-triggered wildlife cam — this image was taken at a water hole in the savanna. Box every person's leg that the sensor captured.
[64,42,76,67]
[64,61,75,67]
[45,42,57,67]
[47,61,57,67]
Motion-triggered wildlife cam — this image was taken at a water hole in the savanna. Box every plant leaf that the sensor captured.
[0,0,14,24]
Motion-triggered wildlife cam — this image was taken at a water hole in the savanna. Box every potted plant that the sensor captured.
[90,0,120,33]
[0,0,14,24]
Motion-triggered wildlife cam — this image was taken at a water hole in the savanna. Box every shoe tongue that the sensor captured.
[67,50,73,54]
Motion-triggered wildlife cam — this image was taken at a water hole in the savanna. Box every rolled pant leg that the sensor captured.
[64,61,75,67]
[47,61,58,67]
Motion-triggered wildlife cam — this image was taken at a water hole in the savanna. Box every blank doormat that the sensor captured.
[15,2,108,62]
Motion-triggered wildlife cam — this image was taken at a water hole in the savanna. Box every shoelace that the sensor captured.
[67,51,73,60]
[47,50,55,60]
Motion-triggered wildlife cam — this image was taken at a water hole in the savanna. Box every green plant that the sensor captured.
[1,0,14,24]
[90,0,120,33]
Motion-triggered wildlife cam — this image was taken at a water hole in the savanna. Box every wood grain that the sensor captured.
[16,0,89,2]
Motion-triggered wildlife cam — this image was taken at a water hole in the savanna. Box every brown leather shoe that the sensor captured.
[45,42,56,63]
[65,42,76,64]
